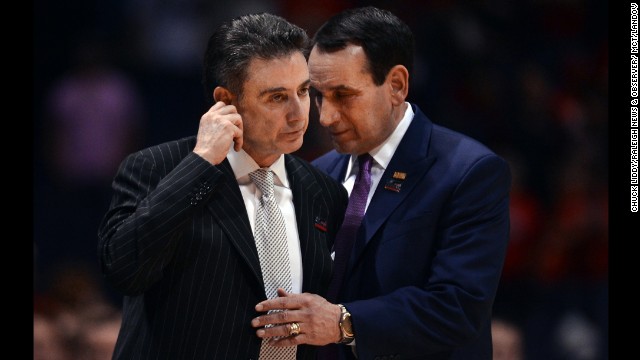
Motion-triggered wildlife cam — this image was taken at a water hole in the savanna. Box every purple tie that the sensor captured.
[326,153,373,302]
[319,154,372,360]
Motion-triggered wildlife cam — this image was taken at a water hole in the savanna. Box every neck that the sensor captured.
[245,148,280,168]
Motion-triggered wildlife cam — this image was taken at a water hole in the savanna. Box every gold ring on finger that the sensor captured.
[288,322,300,336]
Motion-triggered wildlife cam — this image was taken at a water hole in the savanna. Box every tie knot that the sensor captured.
[357,153,373,176]
[249,168,275,198]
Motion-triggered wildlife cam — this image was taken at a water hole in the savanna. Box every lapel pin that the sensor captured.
[314,216,328,232]
[392,171,407,180]
[384,179,402,193]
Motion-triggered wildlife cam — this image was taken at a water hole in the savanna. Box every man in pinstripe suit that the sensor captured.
[97,13,348,360]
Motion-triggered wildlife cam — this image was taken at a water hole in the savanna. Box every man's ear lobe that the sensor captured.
[387,65,409,104]
[213,86,235,105]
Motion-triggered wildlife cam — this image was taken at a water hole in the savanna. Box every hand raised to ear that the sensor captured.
[193,101,243,165]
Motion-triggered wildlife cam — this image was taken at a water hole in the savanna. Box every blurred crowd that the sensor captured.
[34,1,608,359]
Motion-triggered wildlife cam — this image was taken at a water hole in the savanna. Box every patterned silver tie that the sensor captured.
[249,168,296,360]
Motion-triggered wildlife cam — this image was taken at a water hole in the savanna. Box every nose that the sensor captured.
[288,94,309,122]
[317,100,339,128]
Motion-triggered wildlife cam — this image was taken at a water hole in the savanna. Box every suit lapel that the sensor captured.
[285,155,325,294]
[205,159,264,289]
[349,106,437,270]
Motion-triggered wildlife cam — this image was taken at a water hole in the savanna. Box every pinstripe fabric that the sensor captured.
[98,136,348,360]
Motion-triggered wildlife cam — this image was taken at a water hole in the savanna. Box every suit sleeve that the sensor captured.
[348,154,511,359]
[97,150,223,295]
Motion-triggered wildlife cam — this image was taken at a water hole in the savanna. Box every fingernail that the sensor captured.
[251,319,259,327]
[256,329,265,338]
[255,304,263,311]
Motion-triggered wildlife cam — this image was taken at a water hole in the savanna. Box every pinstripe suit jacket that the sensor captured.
[97,136,348,360]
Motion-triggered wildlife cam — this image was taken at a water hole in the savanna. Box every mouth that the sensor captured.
[283,129,305,137]
[330,129,349,138]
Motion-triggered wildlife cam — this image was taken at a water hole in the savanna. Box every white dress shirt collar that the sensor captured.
[227,148,289,188]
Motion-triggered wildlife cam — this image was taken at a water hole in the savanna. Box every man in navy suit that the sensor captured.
[251,7,511,359]
[97,13,348,359]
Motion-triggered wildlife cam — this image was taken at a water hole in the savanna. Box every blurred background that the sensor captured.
[34,1,608,359]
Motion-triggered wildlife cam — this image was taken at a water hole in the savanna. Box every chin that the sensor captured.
[283,139,304,154]
[333,142,354,154]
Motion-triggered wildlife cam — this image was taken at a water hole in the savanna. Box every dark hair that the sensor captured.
[202,13,309,105]
[312,6,414,86]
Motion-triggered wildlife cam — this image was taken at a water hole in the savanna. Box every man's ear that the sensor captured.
[213,86,236,105]
[387,65,409,105]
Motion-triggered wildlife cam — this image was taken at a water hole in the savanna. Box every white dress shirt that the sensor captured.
[227,149,303,294]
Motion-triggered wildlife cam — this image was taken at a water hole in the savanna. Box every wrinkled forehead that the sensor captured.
[308,45,372,90]
[243,52,309,92]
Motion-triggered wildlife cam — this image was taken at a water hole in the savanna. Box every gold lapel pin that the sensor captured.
[392,171,407,180]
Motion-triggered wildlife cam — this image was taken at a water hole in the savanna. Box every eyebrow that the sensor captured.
[331,85,354,91]
[258,79,311,97]
[314,84,356,92]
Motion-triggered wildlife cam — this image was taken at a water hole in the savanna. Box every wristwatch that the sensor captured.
[336,304,355,344]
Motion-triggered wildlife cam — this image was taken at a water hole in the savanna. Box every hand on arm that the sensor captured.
[252,288,341,346]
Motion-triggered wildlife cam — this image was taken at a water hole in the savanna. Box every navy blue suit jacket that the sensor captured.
[312,104,511,360]
[98,136,348,359]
